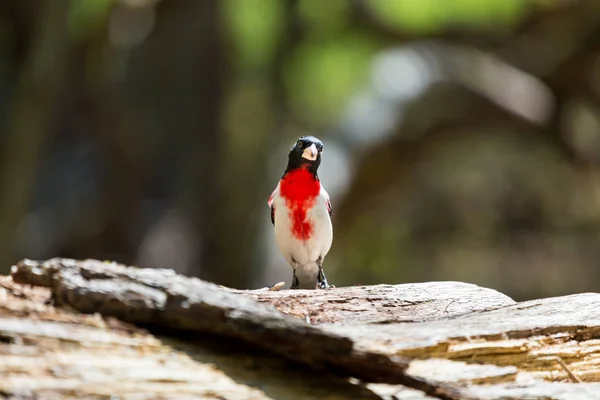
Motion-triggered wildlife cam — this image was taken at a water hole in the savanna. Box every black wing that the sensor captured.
[268,189,276,225]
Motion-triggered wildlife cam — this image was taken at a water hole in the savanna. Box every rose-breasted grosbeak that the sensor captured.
[268,136,333,289]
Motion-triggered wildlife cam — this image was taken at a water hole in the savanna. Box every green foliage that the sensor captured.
[223,0,285,70]
[367,0,531,33]
[68,0,113,40]
[447,0,529,26]
[369,0,446,34]
[297,0,350,35]
[223,0,534,124]
[284,33,380,124]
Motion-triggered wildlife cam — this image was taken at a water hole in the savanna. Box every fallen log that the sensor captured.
[5,258,600,399]
[9,258,474,400]
[0,276,379,400]
[326,291,600,381]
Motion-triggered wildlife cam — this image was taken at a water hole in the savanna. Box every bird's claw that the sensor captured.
[317,266,333,289]
[317,281,334,290]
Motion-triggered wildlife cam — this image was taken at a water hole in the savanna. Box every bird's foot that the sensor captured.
[317,280,334,290]
[317,266,334,290]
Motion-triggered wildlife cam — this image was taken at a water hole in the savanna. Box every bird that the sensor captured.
[268,136,333,289]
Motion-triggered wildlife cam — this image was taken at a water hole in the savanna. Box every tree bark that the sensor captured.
[8,257,600,400]
[230,281,515,324]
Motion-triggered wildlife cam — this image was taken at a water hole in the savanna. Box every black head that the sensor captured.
[285,136,324,176]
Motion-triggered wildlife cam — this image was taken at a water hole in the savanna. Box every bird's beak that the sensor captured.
[301,144,318,161]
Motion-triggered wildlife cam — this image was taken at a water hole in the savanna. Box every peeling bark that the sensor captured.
[328,294,600,399]
[8,258,600,400]
[10,258,474,400]
[0,277,379,400]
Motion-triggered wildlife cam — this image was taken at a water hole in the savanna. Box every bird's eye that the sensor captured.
[296,140,303,148]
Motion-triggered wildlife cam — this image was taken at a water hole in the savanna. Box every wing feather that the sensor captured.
[268,185,278,225]
[322,187,332,217]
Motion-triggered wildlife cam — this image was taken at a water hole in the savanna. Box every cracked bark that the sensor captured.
[10,258,475,400]
[230,281,515,324]
[8,258,600,400]
[0,276,379,400]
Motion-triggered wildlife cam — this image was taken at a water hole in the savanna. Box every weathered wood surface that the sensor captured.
[0,276,382,400]
[231,281,515,324]
[7,258,600,400]
[333,293,600,399]
[326,292,600,381]
[9,258,472,400]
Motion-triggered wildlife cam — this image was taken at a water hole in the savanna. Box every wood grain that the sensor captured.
[8,257,600,400]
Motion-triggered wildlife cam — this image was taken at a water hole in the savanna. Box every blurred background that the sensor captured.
[1,0,600,301]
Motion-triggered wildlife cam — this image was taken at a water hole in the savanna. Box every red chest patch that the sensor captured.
[279,168,320,240]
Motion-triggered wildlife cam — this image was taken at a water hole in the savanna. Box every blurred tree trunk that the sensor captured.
[217,0,300,288]
[128,0,225,281]
[0,0,70,273]
[51,10,151,263]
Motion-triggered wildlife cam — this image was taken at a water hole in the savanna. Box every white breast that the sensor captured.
[271,186,333,270]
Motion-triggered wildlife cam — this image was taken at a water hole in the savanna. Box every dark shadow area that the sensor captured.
[154,329,383,400]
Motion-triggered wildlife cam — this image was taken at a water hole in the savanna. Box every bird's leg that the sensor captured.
[316,258,333,289]
[317,267,330,289]
[291,270,300,289]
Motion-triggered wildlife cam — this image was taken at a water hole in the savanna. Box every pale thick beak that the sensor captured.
[301,143,318,161]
